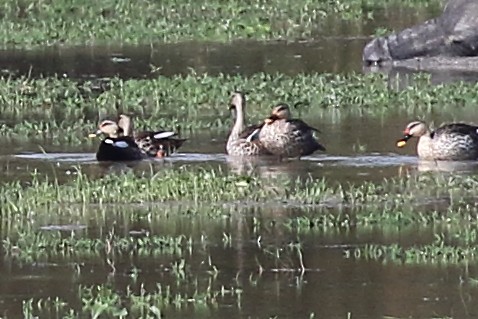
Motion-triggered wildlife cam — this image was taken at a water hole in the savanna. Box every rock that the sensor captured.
[363,0,478,64]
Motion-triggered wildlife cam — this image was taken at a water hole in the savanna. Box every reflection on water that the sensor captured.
[416,159,478,173]
[15,152,96,162]
[2,3,478,318]
[5,110,478,184]
[365,64,478,88]
[0,5,443,81]
[0,204,477,318]
[0,40,367,79]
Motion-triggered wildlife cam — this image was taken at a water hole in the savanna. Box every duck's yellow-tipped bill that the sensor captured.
[89,129,102,138]
[396,140,407,148]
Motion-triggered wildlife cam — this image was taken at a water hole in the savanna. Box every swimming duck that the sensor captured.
[396,120,478,160]
[258,103,325,158]
[226,92,271,156]
[117,114,187,158]
[239,103,292,142]
[89,120,145,161]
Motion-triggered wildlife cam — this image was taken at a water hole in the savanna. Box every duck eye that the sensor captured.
[100,121,113,128]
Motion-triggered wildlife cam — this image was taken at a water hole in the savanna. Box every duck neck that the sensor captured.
[228,106,245,143]
[108,132,119,138]
[122,124,130,136]
[417,130,433,159]
[119,117,133,136]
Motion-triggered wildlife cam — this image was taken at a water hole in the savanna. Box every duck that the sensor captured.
[240,103,292,142]
[89,120,145,161]
[396,120,478,160]
[258,103,326,158]
[226,92,271,156]
[117,114,187,158]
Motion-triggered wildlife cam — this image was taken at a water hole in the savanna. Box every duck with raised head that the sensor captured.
[89,120,145,161]
[396,120,478,160]
[118,114,187,158]
[226,92,271,156]
[258,103,325,158]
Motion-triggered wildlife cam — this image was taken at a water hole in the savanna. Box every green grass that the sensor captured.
[3,166,478,316]
[1,72,478,143]
[3,166,478,214]
[2,165,478,236]
[348,240,478,265]
[4,166,478,266]
[22,281,233,318]
[0,0,442,48]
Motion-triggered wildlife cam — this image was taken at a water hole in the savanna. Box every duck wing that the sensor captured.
[433,123,478,140]
[136,130,177,140]
[286,119,320,133]
[97,137,144,161]
[135,130,186,157]
[239,123,264,141]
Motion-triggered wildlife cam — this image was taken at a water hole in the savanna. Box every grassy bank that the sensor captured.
[0,72,477,142]
[0,0,441,48]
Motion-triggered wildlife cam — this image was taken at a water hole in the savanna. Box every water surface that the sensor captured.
[1,4,478,319]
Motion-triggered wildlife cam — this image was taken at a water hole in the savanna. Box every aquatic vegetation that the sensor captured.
[348,240,478,265]
[3,166,478,214]
[22,281,236,318]
[2,164,478,317]
[1,167,270,211]
[3,230,190,262]
[1,72,478,142]
[0,0,441,48]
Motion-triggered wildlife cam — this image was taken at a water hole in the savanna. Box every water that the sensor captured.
[5,111,478,185]
[0,5,450,82]
[2,3,478,318]
[1,205,477,318]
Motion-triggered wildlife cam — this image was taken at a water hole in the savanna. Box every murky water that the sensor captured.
[2,3,478,318]
[1,204,478,318]
[5,109,478,186]
[0,5,452,83]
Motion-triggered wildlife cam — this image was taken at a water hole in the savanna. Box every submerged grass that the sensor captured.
[349,241,478,265]
[3,165,478,215]
[3,230,191,262]
[3,165,478,316]
[3,164,478,267]
[22,282,232,318]
[1,72,478,142]
[0,0,441,48]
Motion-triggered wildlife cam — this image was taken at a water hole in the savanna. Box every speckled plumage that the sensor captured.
[397,121,478,160]
[118,114,186,157]
[226,92,271,156]
[258,104,326,158]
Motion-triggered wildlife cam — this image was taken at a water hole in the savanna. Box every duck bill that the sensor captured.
[88,129,102,138]
[264,115,279,125]
[396,134,412,148]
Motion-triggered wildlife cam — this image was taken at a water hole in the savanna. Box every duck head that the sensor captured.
[229,91,246,111]
[396,121,428,147]
[89,120,121,138]
[264,103,291,124]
